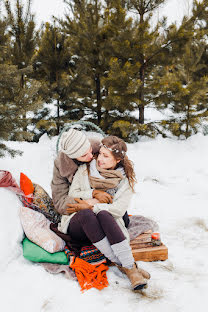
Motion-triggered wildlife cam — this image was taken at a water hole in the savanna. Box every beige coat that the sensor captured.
[51,138,100,215]
[58,164,133,242]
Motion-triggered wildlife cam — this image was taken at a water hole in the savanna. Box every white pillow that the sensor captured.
[19,207,65,253]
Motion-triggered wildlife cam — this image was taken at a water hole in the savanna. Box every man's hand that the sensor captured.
[92,190,113,204]
[85,198,100,205]
[66,198,93,214]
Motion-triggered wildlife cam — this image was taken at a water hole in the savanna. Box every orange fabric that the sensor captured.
[70,257,109,292]
[20,173,34,203]
[151,232,160,240]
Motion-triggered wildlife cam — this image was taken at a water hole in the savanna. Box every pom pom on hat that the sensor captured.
[60,128,90,159]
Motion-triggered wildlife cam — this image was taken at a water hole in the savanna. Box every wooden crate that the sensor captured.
[130,233,168,262]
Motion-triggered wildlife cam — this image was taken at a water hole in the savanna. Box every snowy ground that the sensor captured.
[0,133,208,312]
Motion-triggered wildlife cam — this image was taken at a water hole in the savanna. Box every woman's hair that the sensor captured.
[101,136,137,191]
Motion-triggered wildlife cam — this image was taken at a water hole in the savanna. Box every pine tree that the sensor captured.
[95,0,171,139]
[4,0,42,139]
[32,22,75,136]
[153,1,208,138]
[0,14,22,156]
[4,0,36,73]
[156,42,208,138]
[106,0,208,139]
[60,0,112,126]
[123,0,167,129]
[0,14,8,61]
[94,0,178,139]
[96,0,139,140]
[57,0,208,140]
[193,0,208,80]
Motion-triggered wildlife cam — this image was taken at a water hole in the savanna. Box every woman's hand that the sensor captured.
[66,198,93,214]
[92,190,113,204]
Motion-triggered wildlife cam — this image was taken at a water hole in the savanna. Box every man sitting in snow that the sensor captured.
[51,128,112,215]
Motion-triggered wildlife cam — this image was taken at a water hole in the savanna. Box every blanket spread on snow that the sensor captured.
[0,170,159,279]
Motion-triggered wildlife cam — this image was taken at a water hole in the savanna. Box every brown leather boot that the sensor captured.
[117,263,151,280]
[117,263,148,291]
[137,267,151,280]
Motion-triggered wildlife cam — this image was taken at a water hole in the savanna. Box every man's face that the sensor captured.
[76,146,93,162]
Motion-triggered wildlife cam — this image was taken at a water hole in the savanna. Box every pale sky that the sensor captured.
[1,0,193,27]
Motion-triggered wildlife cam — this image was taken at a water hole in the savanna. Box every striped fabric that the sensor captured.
[64,245,106,266]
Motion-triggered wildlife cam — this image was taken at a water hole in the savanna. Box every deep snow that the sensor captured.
[0,133,208,312]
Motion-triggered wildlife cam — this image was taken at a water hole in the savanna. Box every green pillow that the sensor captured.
[22,237,69,265]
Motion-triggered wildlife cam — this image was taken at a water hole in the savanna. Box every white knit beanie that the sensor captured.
[60,128,91,159]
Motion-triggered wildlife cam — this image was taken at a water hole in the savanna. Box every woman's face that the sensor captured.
[97,146,120,169]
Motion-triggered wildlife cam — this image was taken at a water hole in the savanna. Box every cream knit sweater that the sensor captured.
[58,163,132,241]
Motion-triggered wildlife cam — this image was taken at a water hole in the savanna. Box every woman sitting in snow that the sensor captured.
[58,134,150,291]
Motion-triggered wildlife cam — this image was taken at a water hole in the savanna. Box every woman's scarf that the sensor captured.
[89,159,124,191]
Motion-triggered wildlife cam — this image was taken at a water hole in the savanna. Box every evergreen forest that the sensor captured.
[0,0,208,157]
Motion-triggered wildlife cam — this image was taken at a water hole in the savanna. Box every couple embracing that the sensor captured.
[51,129,150,291]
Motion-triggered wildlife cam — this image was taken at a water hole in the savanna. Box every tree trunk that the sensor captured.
[57,99,60,135]
[185,103,190,138]
[20,73,24,88]
[95,74,101,125]
[21,74,27,132]
[138,12,145,124]
[139,65,145,124]
[22,112,27,133]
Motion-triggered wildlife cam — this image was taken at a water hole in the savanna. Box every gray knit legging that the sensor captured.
[67,209,126,245]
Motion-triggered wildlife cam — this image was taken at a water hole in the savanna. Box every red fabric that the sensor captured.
[0,170,23,195]
[20,173,34,203]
